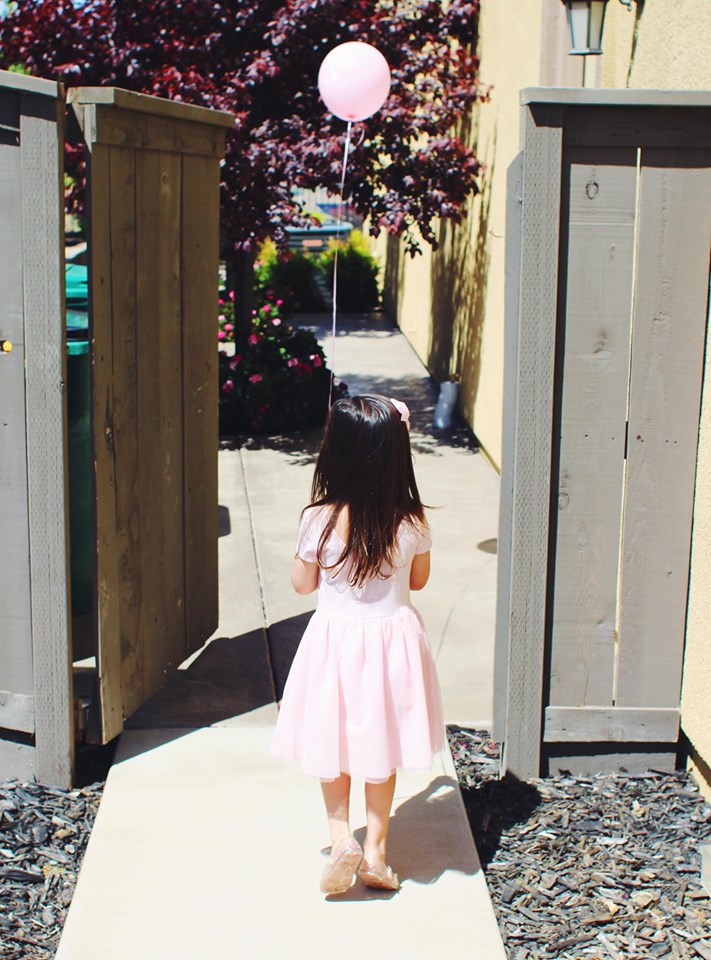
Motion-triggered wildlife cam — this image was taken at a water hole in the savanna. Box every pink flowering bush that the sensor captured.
[218,287,346,436]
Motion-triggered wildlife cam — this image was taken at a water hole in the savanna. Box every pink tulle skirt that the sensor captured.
[270,606,445,783]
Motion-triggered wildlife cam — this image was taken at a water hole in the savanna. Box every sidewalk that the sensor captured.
[56,313,505,959]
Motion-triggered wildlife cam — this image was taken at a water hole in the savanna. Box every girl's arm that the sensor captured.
[410,550,430,590]
[291,556,319,594]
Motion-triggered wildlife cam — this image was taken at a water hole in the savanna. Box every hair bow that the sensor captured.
[389,397,411,431]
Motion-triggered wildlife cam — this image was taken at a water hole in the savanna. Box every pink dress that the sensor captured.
[271,506,445,783]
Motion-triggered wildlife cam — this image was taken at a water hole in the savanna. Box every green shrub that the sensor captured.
[218,291,346,436]
[254,239,324,313]
[317,230,380,312]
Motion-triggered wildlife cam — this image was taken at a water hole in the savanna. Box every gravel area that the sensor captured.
[0,742,116,959]
[448,726,711,960]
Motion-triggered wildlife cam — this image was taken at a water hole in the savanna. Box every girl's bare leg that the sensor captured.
[363,773,396,864]
[321,773,353,848]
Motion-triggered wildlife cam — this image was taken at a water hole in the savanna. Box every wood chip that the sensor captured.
[448,726,711,960]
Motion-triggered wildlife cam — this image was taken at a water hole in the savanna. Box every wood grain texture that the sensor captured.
[562,106,711,151]
[87,143,124,743]
[21,93,73,787]
[502,105,562,781]
[0,690,35,734]
[181,153,219,658]
[107,144,144,719]
[0,133,34,705]
[135,148,185,694]
[69,85,235,128]
[549,148,637,708]
[493,151,523,742]
[544,705,679,743]
[95,108,226,157]
[544,747,676,776]
[617,151,711,709]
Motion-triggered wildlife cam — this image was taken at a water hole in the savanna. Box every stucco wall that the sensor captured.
[685,331,711,803]
[382,0,549,465]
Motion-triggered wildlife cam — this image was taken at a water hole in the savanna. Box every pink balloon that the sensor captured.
[318,41,391,122]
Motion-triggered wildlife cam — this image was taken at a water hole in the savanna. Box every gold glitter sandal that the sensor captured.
[359,858,400,890]
[319,836,363,895]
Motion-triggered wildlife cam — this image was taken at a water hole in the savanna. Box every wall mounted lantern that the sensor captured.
[561,0,638,56]
[561,0,609,55]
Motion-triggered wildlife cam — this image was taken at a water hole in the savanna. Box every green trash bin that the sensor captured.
[65,263,93,617]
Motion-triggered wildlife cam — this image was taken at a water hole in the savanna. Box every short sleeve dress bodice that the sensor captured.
[270,506,445,783]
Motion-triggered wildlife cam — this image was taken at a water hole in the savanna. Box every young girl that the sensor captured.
[271,395,444,895]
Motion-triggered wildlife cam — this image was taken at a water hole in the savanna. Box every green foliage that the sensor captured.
[253,240,322,314]
[317,230,381,312]
[218,288,346,437]
[253,230,381,315]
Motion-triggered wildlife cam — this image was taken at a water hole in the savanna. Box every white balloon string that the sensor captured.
[328,119,353,408]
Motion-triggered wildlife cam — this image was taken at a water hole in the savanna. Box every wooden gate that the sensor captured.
[0,73,232,785]
[0,72,70,785]
[495,89,711,779]
[70,88,233,747]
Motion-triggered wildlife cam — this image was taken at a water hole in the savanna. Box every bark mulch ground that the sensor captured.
[448,726,711,960]
[0,741,117,959]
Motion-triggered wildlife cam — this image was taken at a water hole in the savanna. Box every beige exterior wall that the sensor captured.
[381,0,711,792]
[381,0,582,465]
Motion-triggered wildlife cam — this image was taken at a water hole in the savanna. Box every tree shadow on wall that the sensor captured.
[430,116,496,418]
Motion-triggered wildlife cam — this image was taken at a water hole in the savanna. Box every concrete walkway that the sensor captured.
[56,313,505,959]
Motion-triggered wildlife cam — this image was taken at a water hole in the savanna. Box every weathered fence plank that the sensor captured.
[493,150,523,742]
[549,148,637,708]
[544,705,679,743]
[616,152,711,708]
[95,108,225,157]
[182,152,220,657]
[21,92,74,785]
[107,144,145,719]
[502,105,563,781]
[135,148,186,692]
[0,108,34,724]
[86,140,124,744]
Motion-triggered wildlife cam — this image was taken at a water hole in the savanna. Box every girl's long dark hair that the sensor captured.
[307,395,426,587]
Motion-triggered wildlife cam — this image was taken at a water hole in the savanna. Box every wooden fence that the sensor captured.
[0,73,233,785]
[495,89,711,779]
[0,72,70,785]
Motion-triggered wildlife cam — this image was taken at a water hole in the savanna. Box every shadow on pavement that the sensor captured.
[124,632,275,729]
[268,610,314,701]
[329,774,480,902]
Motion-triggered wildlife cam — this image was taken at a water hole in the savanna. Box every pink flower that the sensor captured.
[224,323,233,332]
[287,357,298,367]
[229,290,235,301]
[272,318,282,326]
[249,373,263,384]
[276,299,284,307]
[219,314,226,322]
[218,330,226,341]
[222,379,234,394]
[251,309,257,316]
[229,354,242,370]
[218,298,224,305]
[310,354,323,367]
[262,304,271,313]
[248,333,260,345]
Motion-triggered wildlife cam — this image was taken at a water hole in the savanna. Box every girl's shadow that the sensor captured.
[325,774,476,902]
